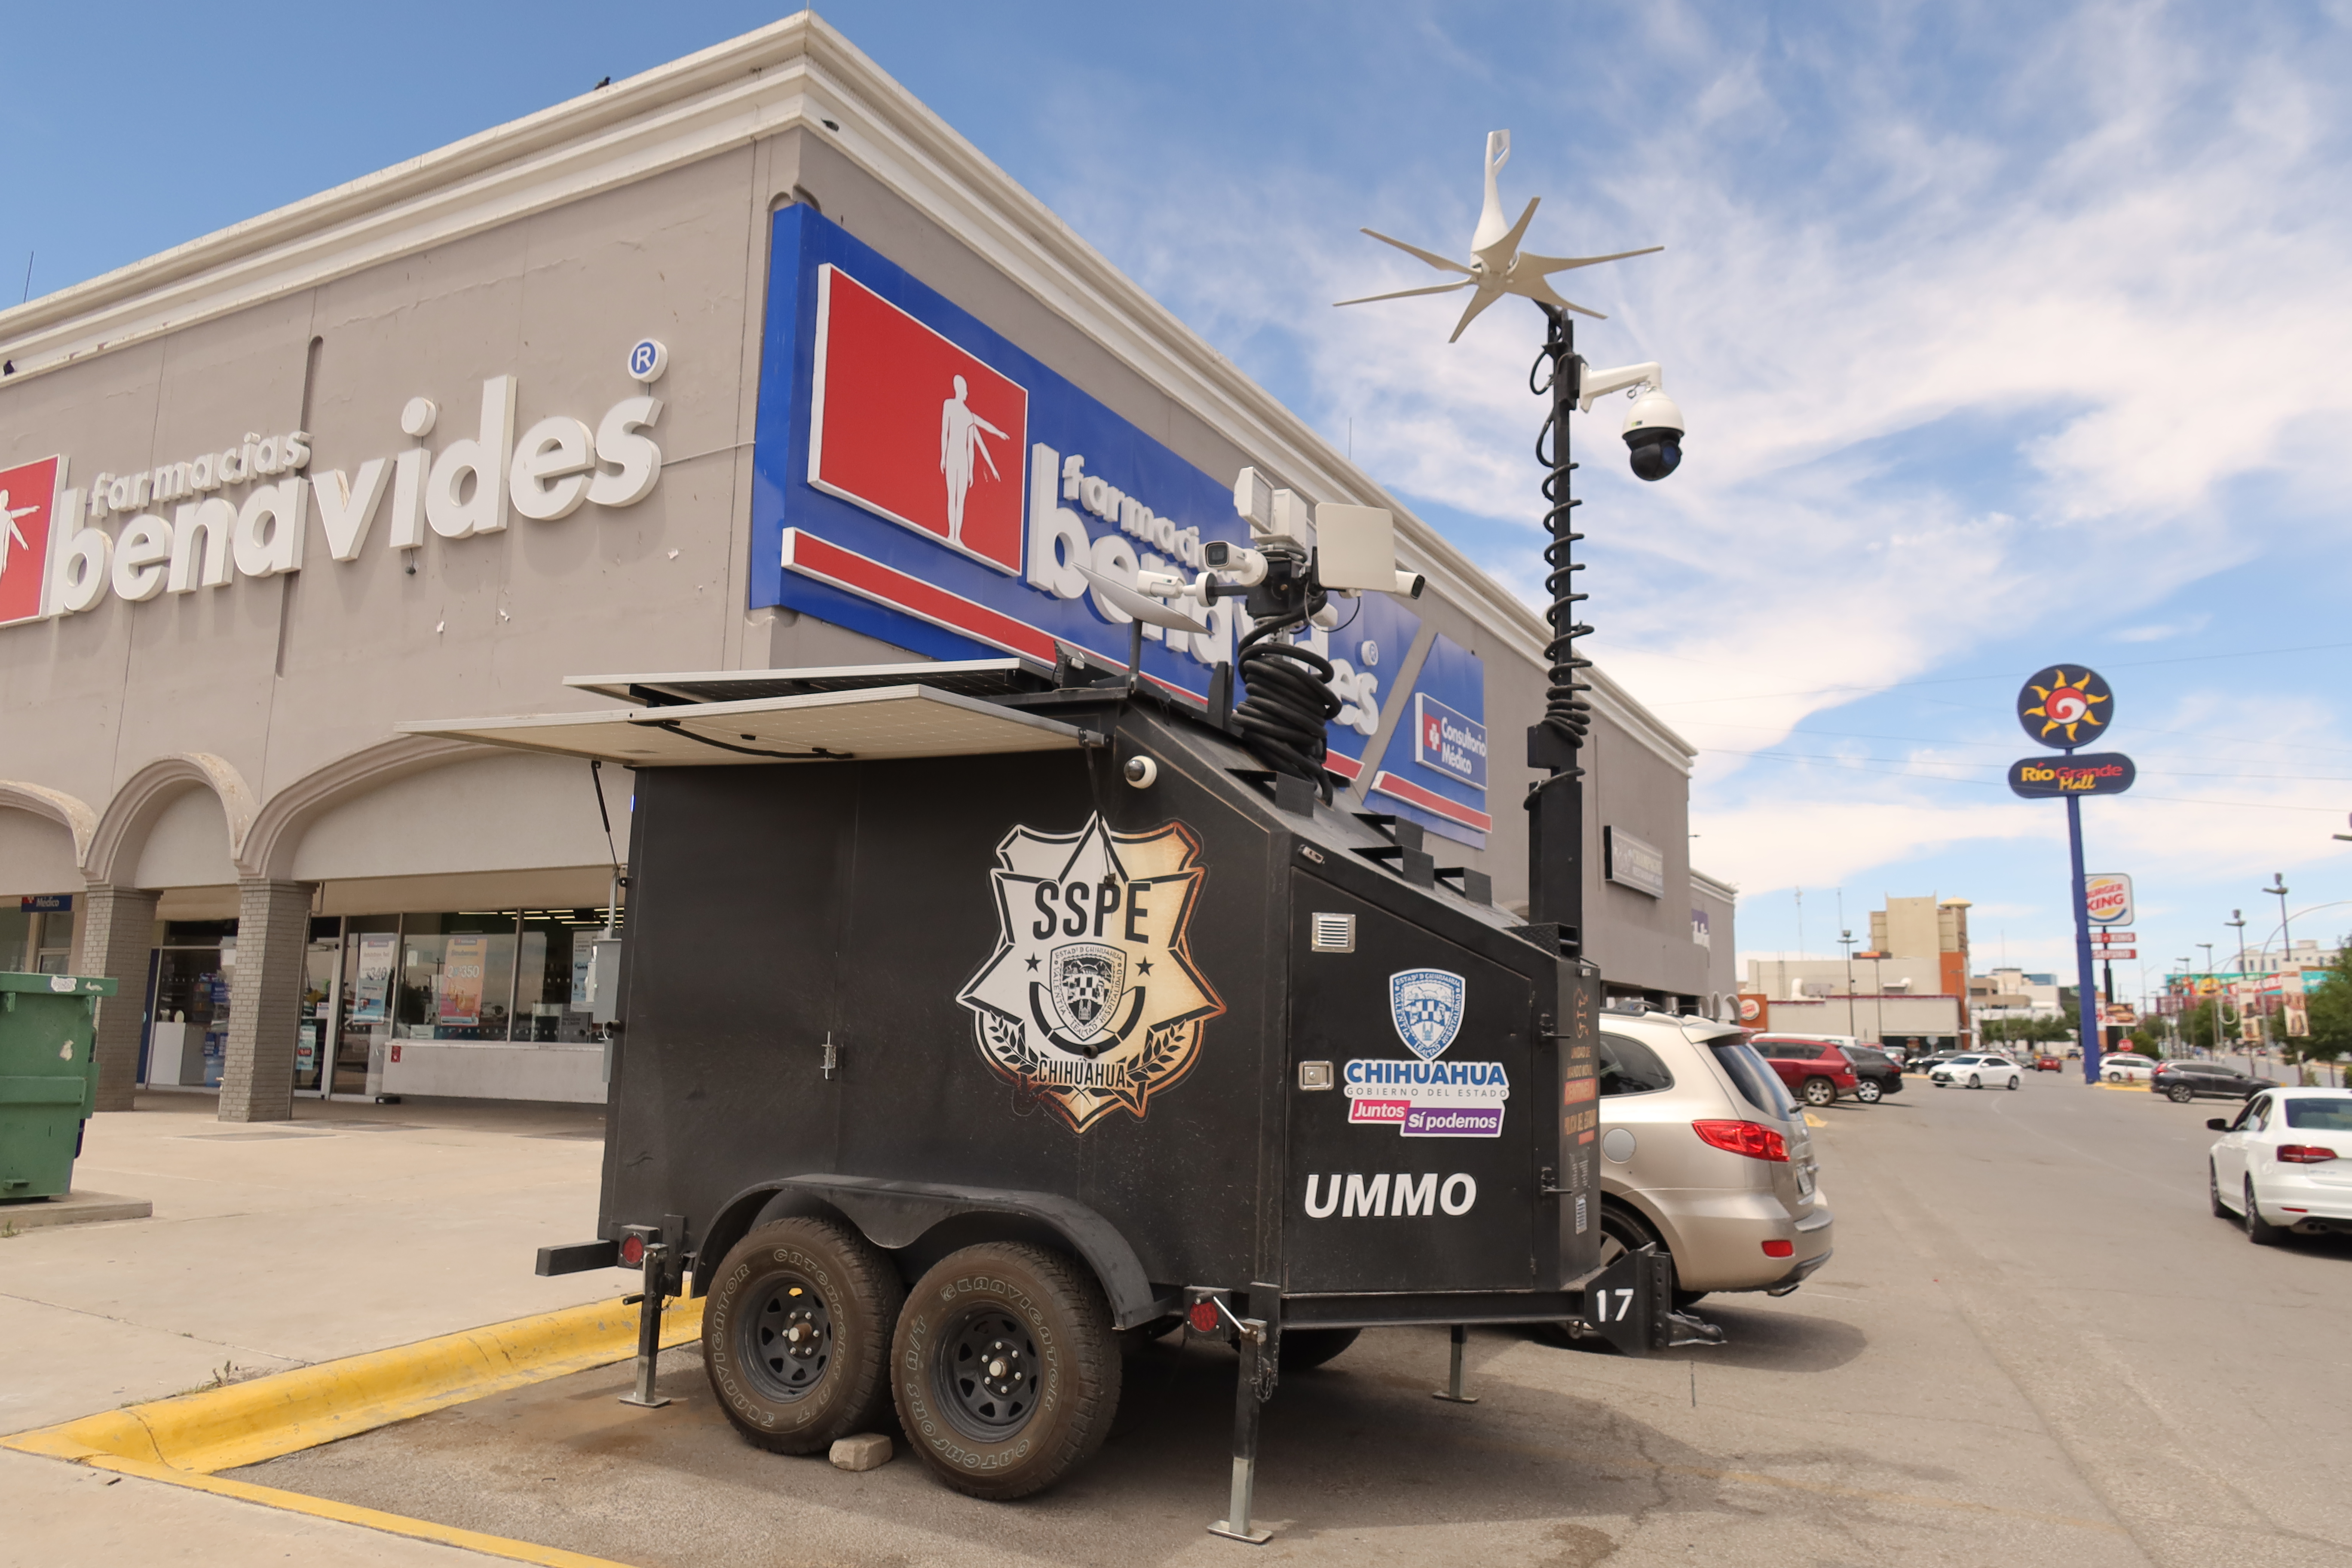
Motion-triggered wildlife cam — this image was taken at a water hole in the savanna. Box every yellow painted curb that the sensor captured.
[6,1293,702,1475]
[85,1453,640,1568]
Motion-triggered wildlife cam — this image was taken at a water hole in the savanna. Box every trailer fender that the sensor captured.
[726,1173,1167,1329]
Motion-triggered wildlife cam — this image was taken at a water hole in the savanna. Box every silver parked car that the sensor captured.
[1593,1011,1835,1304]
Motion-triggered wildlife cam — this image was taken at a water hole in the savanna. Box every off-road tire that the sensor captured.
[2169,1085,2195,1103]
[2244,1179,2286,1246]
[1277,1327,1361,1371]
[703,1217,902,1455]
[893,1242,1120,1500]
[1802,1076,1837,1107]
[1854,1079,1883,1104]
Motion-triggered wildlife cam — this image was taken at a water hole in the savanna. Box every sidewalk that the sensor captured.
[1,1093,624,1564]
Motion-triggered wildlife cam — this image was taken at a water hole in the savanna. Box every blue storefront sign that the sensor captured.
[19,894,71,913]
[1367,634,1491,847]
[750,205,1259,701]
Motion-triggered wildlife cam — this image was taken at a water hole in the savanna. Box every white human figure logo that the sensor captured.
[0,490,36,583]
[939,374,1007,545]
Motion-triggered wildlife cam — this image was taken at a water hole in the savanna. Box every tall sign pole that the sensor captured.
[2006,666,2132,1084]
[2065,794,2101,1083]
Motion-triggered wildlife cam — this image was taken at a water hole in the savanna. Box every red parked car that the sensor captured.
[1746,1035,1863,1108]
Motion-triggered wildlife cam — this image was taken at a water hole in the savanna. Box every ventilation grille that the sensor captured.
[1310,913,1356,953]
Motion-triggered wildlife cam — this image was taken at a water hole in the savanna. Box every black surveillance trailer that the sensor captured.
[483,656,1662,1525]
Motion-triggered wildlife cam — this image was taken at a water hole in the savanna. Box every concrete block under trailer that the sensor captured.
[424,660,1699,1534]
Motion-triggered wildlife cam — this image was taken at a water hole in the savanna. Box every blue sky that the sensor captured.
[9,3,2352,1005]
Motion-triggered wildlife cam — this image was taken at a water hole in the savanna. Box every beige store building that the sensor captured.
[0,14,1732,1121]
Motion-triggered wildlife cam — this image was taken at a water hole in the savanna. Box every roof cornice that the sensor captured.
[0,8,1692,768]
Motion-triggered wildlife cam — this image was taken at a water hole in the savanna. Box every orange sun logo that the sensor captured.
[2023,670,2108,744]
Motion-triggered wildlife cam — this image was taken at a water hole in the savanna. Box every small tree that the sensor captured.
[2299,940,2352,1086]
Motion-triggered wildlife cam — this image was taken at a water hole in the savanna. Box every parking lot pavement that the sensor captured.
[231,1069,2352,1568]
[24,1075,2352,1567]
[2,1092,624,1565]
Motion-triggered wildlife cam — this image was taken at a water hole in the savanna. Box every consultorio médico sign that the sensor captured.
[0,371,665,627]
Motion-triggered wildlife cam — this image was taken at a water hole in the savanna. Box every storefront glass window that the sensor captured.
[396,913,519,1041]
[0,910,28,973]
[514,909,624,1043]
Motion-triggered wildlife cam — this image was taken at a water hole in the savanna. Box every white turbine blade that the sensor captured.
[1519,244,1665,274]
[1447,283,1509,343]
[1497,196,1540,258]
[1334,280,1475,307]
[1360,228,1474,276]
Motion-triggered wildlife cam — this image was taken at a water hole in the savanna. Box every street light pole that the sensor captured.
[1840,928,1856,1040]
[2227,910,2250,1072]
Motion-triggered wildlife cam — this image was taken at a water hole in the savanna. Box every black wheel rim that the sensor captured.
[739,1273,833,1402]
[934,1305,1041,1441]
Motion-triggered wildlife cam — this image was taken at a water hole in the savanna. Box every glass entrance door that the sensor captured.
[294,937,341,1093]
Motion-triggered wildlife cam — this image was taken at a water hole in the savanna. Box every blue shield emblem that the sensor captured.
[1390,968,1466,1060]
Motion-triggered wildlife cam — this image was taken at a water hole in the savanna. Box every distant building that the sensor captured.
[1740,893,1971,1049]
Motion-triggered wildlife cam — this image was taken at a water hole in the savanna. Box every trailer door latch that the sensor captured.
[820,1031,839,1081]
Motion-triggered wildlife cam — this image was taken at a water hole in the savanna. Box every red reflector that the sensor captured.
[619,1235,645,1266]
[2279,1145,2339,1164]
[1691,1119,1789,1162]
[1187,1301,1220,1334]
[1762,1239,1795,1258]
[2283,1207,2309,1213]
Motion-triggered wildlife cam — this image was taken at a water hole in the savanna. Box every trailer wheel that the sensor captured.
[701,1217,902,1456]
[894,1242,1120,1500]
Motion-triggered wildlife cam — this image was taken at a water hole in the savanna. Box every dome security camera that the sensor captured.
[1622,388,1684,482]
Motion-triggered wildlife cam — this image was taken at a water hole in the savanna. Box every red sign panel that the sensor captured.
[0,456,60,625]
[807,265,1029,576]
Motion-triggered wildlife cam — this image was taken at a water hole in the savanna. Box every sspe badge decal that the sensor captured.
[958,814,1224,1131]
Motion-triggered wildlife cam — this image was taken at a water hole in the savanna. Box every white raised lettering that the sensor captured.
[1394,1173,1437,1216]
[312,461,389,562]
[1343,1173,1389,1218]
[1439,1174,1477,1216]
[1027,444,1089,600]
[428,376,518,537]
[587,395,662,508]
[510,415,596,521]
[233,480,306,577]
[168,499,235,592]
[110,515,173,601]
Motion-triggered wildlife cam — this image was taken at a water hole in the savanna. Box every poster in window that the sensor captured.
[440,936,489,1027]
[351,934,396,1023]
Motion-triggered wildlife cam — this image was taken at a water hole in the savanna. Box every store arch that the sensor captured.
[239,735,483,882]
[0,783,96,896]
[85,755,256,889]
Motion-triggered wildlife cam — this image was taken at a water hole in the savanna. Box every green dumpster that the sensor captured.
[0,971,119,1203]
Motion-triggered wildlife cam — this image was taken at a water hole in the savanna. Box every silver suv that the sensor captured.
[1595,1011,1835,1302]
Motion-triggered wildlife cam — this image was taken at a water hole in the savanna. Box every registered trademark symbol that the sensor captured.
[627,339,668,383]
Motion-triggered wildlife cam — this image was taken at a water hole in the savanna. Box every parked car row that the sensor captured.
[1745,1035,1906,1106]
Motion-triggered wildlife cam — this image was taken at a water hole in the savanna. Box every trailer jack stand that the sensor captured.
[618,1241,671,1409]
[1208,1314,1275,1544]
[1431,1323,1479,1403]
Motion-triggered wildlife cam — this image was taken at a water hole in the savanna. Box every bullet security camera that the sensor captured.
[1623,388,1684,482]
[1394,569,1426,598]
[1201,539,1269,587]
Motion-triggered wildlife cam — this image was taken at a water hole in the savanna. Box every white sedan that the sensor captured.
[1929,1054,2021,1090]
[2100,1053,2158,1083]
[2209,1090,2352,1243]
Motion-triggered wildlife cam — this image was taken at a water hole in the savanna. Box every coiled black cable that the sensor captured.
[1530,306,1590,769]
[1231,603,1342,802]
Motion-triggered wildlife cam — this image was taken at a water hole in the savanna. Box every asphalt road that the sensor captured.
[233,1073,2352,1568]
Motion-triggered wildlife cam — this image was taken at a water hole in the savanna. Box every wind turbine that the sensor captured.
[1335,130,1661,342]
